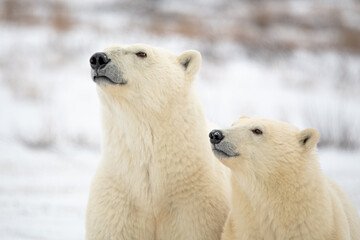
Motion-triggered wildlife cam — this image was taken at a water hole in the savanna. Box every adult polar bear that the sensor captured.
[210,116,360,240]
[86,44,230,240]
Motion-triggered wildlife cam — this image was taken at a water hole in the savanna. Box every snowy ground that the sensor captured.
[0,0,360,239]
[0,144,359,240]
[0,144,97,240]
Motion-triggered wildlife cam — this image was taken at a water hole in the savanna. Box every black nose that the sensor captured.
[209,130,224,144]
[90,52,111,70]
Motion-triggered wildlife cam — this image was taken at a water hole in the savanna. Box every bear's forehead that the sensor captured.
[104,44,147,52]
[233,118,299,133]
[103,44,175,57]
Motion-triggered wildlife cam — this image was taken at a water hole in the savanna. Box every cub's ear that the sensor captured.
[177,50,202,79]
[231,115,251,126]
[298,128,320,152]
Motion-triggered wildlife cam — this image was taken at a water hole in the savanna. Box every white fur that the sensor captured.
[86,44,230,240]
[216,116,360,240]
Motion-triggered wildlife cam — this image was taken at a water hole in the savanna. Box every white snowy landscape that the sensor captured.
[0,0,360,239]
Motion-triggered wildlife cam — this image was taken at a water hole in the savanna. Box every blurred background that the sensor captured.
[0,0,359,239]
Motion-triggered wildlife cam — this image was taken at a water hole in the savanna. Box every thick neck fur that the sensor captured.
[98,86,214,185]
[232,154,334,239]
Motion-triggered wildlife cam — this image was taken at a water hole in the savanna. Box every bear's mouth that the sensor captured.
[91,64,127,85]
[93,76,125,85]
[211,143,240,158]
[212,148,232,158]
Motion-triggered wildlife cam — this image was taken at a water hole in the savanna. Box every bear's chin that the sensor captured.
[94,76,126,86]
[212,148,239,159]
[211,143,240,159]
[212,149,231,159]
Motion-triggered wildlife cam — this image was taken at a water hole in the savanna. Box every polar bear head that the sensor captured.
[209,116,320,180]
[89,44,201,114]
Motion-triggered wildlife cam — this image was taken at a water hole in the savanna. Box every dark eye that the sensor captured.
[252,129,263,135]
[136,51,147,58]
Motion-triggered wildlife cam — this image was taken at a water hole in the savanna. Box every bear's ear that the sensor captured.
[240,115,251,120]
[297,128,319,152]
[177,50,202,79]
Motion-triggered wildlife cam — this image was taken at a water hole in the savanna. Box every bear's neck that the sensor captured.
[99,90,214,176]
[232,158,333,237]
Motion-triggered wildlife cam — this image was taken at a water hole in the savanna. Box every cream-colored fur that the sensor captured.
[86,44,230,240]
[212,116,360,240]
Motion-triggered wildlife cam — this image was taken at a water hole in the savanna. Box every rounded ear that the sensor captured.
[298,128,320,152]
[177,50,201,79]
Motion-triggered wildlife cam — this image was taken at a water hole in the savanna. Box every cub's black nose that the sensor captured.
[209,130,224,144]
[90,52,110,70]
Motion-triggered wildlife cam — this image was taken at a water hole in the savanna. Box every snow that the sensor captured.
[0,0,359,239]
[0,144,358,240]
[0,144,97,240]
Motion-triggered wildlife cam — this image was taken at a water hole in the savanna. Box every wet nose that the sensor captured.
[209,130,224,144]
[90,52,110,70]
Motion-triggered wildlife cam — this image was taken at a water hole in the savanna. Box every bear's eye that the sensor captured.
[136,51,147,58]
[252,129,263,135]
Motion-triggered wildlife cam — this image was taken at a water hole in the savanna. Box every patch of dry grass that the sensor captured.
[0,0,74,31]
[49,2,74,32]
[1,0,359,53]
[304,104,360,150]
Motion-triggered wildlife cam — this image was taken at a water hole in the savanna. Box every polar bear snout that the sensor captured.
[90,52,126,85]
[90,52,111,70]
[209,130,224,144]
[210,130,240,159]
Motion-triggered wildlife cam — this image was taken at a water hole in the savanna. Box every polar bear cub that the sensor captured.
[86,44,230,240]
[209,116,360,240]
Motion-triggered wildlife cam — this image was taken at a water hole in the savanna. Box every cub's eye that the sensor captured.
[252,129,263,135]
[136,51,147,58]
